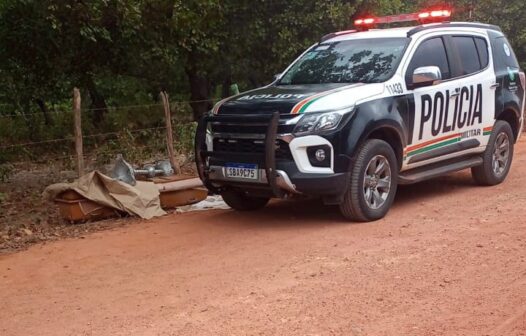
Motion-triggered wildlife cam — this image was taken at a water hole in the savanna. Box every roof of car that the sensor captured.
[323,22,501,43]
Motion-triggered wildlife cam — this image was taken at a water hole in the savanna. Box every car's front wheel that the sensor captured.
[339,139,398,222]
[221,190,270,211]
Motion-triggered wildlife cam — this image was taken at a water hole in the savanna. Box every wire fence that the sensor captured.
[0,94,206,238]
[0,126,169,150]
[0,95,204,179]
[0,98,216,119]
[0,96,201,233]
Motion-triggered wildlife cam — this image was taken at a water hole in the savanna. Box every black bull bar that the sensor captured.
[195,112,284,197]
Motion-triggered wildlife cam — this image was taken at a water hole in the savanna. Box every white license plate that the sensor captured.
[225,163,258,180]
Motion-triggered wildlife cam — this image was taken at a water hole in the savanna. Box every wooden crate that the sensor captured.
[54,195,119,222]
[159,188,208,209]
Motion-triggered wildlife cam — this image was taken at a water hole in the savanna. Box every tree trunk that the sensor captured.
[185,65,213,121]
[221,64,232,98]
[21,100,37,141]
[35,98,53,126]
[85,78,108,126]
[221,77,232,99]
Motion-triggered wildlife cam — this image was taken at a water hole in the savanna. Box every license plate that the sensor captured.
[225,163,258,180]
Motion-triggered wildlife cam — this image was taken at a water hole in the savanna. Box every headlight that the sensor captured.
[293,107,354,136]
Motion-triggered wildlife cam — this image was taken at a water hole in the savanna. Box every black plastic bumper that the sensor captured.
[275,161,348,196]
[195,112,284,197]
[195,113,349,199]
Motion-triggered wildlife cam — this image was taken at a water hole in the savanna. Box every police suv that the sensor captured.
[195,9,525,222]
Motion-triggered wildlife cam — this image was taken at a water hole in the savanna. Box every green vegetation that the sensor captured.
[0,0,523,164]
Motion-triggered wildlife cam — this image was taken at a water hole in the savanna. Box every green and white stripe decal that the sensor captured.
[404,126,493,159]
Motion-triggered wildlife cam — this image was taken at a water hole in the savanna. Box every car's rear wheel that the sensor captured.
[471,120,514,186]
[221,190,270,211]
[339,139,398,222]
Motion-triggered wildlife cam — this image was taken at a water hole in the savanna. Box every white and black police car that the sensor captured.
[195,8,525,222]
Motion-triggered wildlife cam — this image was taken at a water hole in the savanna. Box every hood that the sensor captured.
[213,84,383,114]
[214,83,385,115]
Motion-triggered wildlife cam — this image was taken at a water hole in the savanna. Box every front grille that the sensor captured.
[211,123,295,134]
[210,114,297,134]
[213,138,293,160]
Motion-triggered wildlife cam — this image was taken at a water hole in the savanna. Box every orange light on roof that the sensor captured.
[432,10,451,17]
[418,12,430,19]
[353,8,451,30]
[354,18,375,26]
[419,9,451,19]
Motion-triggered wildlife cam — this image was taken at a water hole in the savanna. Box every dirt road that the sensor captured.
[1,140,526,336]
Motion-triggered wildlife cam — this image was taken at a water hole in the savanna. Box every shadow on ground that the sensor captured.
[207,171,479,229]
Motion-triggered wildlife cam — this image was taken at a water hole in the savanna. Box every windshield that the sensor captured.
[279,38,409,85]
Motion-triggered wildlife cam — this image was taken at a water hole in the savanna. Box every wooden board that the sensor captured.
[150,174,197,184]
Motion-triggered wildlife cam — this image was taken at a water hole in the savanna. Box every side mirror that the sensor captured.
[274,73,282,81]
[411,66,442,88]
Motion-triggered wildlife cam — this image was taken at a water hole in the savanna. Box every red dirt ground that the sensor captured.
[1,139,526,336]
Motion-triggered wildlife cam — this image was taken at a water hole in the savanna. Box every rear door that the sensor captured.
[488,31,525,136]
[448,34,496,147]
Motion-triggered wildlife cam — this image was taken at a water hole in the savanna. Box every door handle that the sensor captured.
[450,89,460,99]
[490,83,500,89]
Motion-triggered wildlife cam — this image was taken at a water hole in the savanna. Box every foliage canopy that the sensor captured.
[0,0,523,124]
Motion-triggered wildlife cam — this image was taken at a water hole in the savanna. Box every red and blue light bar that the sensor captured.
[354,9,452,29]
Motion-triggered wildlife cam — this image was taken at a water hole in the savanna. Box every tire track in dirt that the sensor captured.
[0,138,525,336]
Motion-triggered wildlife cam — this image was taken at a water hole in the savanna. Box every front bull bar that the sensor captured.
[195,112,284,197]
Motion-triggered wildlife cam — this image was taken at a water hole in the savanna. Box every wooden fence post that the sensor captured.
[160,91,180,175]
[73,88,84,177]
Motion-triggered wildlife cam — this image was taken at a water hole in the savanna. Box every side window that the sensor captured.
[407,37,451,82]
[474,37,489,69]
[489,35,519,73]
[497,37,519,68]
[452,36,481,75]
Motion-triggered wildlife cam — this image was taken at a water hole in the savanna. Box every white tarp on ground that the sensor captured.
[176,195,230,213]
[43,171,166,219]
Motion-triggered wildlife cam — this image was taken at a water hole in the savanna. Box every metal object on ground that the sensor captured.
[111,154,174,185]
[112,154,137,185]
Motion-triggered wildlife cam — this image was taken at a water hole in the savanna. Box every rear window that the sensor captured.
[497,37,519,68]
[474,37,489,68]
[489,34,520,74]
[452,36,481,75]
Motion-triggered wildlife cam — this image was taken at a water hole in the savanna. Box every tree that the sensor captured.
[0,0,524,127]
[0,0,68,137]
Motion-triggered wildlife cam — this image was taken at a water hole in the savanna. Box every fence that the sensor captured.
[0,90,215,235]
[0,89,216,177]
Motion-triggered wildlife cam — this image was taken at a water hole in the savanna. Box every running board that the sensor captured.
[398,156,483,185]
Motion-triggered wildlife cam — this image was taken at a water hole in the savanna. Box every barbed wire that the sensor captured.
[0,98,218,119]
[1,141,176,166]
[81,99,216,112]
[0,109,72,119]
[0,126,170,149]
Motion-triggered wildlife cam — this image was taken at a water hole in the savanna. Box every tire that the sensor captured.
[471,120,514,186]
[221,190,270,211]
[339,139,398,222]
